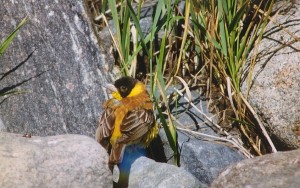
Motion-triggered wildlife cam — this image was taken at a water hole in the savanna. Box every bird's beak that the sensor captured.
[104,83,122,100]
[104,83,118,93]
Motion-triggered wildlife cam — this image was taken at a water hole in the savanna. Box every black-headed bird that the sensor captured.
[96,76,158,165]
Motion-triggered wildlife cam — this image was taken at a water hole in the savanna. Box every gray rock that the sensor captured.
[161,131,245,185]
[0,117,5,132]
[129,156,206,188]
[211,149,300,188]
[169,89,219,136]
[0,132,112,188]
[161,89,245,185]
[0,0,114,137]
[179,132,245,185]
[241,1,300,149]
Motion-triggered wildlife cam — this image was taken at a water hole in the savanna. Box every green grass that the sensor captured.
[0,17,28,98]
[97,0,276,162]
[190,0,275,155]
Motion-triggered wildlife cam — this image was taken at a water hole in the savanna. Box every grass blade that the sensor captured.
[0,17,28,56]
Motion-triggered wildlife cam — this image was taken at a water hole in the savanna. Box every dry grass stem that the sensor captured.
[226,77,238,117]
[94,2,122,21]
[254,4,300,43]
[239,92,277,153]
[101,13,124,64]
[174,87,252,158]
[129,25,137,77]
[176,126,252,159]
[174,0,190,76]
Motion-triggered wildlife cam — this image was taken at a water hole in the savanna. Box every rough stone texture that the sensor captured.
[211,149,300,188]
[161,131,245,185]
[0,0,114,137]
[169,90,219,135]
[0,118,5,132]
[160,90,245,185]
[128,157,206,188]
[241,1,300,149]
[0,132,112,188]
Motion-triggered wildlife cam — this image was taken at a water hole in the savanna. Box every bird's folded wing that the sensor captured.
[118,108,155,143]
[96,107,115,151]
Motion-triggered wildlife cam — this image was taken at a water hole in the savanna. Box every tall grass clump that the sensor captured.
[97,0,276,162]
[190,0,276,154]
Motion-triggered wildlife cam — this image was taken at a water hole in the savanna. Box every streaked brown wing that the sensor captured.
[118,108,155,144]
[95,107,115,151]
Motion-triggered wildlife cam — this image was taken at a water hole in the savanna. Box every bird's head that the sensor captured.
[105,77,145,100]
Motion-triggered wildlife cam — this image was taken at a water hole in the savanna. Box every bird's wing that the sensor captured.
[118,108,155,144]
[96,107,115,151]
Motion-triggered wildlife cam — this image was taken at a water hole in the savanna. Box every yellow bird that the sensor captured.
[96,76,158,165]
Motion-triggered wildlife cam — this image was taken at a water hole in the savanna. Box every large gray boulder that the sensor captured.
[0,132,112,188]
[129,157,206,188]
[0,0,113,137]
[161,131,245,185]
[161,90,245,185]
[241,1,300,149]
[178,132,245,185]
[211,149,300,188]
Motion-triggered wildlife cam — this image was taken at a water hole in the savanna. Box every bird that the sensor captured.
[96,76,158,166]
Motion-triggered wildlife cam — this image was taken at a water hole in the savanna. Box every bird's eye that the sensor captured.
[120,86,127,92]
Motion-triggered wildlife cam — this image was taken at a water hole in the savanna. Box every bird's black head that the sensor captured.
[114,77,138,98]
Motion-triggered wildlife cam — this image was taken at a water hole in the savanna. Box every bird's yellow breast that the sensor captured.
[109,88,153,147]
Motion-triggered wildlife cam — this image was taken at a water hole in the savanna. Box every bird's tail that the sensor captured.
[109,143,126,165]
